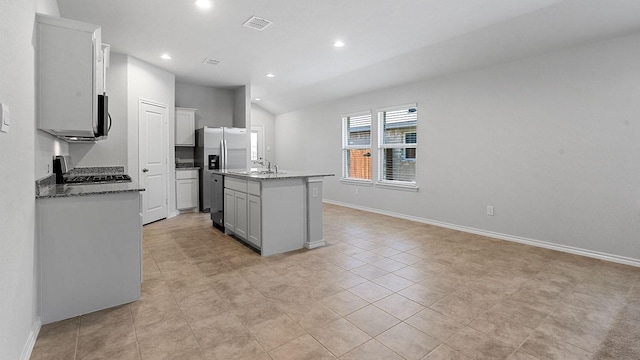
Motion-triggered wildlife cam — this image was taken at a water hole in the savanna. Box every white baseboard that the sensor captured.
[306,239,326,249]
[20,317,41,360]
[168,211,179,219]
[323,200,640,268]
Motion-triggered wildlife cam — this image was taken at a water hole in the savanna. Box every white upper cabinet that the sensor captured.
[36,14,109,140]
[175,107,197,146]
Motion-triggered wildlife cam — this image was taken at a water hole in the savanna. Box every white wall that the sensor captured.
[233,85,249,128]
[33,2,68,180]
[70,53,128,167]
[275,32,640,265]
[127,56,176,215]
[175,82,234,128]
[0,1,59,359]
[251,104,276,163]
[35,133,68,179]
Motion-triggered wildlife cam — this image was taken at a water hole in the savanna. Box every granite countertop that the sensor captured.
[212,169,334,180]
[176,162,200,170]
[36,169,145,199]
[37,182,145,199]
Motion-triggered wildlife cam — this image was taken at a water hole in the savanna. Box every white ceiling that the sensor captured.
[56,0,640,115]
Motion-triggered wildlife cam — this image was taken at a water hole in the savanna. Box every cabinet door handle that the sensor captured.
[142,168,149,173]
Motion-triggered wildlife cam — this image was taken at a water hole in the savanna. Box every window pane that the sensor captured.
[344,148,371,180]
[381,148,416,182]
[381,108,417,145]
[346,114,371,146]
[405,132,416,144]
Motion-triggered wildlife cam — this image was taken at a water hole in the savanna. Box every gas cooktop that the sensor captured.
[64,174,132,184]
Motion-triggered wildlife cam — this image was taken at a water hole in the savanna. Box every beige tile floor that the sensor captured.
[30,204,640,360]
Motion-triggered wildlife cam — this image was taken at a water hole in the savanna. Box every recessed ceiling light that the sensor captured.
[195,0,212,9]
[333,40,345,48]
[160,54,172,60]
[265,73,275,78]
[254,98,261,101]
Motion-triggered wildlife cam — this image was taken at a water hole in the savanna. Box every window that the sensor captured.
[342,112,372,181]
[378,105,417,185]
[250,131,258,161]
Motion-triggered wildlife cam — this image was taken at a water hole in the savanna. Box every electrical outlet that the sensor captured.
[312,188,318,198]
[487,206,494,216]
[355,188,359,195]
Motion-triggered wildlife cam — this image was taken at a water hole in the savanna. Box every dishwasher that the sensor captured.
[210,173,225,230]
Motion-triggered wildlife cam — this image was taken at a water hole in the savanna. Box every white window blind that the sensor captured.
[378,105,417,184]
[342,113,372,181]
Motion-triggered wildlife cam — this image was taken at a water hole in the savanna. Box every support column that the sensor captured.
[306,177,326,249]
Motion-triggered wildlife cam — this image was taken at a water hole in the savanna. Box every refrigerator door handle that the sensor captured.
[222,139,228,170]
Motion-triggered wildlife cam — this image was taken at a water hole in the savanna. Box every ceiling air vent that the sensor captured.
[243,16,272,31]
[202,58,221,66]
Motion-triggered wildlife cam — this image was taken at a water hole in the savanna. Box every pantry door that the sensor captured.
[139,99,168,224]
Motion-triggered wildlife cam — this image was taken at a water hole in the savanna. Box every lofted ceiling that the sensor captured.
[56,0,640,115]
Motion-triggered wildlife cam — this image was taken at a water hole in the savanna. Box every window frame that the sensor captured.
[341,111,373,184]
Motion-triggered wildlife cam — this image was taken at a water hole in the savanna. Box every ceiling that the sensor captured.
[56,0,640,115]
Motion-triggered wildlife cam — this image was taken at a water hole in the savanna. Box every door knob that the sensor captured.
[142,168,149,172]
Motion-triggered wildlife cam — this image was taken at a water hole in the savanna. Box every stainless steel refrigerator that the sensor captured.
[195,127,248,212]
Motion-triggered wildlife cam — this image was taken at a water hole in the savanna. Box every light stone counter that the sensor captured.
[212,169,334,180]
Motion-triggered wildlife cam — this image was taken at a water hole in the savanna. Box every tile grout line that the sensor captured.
[126,301,143,360]
[73,318,80,360]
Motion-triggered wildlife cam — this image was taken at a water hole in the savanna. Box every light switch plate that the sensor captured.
[0,103,9,133]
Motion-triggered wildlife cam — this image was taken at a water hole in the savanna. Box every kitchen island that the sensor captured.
[212,169,333,256]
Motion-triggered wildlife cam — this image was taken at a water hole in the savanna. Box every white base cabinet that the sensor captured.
[37,192,142,324]
[224,188,236,232]
[233,190,248,240]
[176,170,198,211]
[224,177,253,245]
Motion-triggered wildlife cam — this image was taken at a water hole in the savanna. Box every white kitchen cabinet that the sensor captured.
[36,14,109,140]
[176,169,198,210]
[247,194,261,248]
[224,188,236,232]
[224,188,247,239]
[37,192,142,324]
[234,191,248,240]
[224,177,257,243]
[175,107,197,146]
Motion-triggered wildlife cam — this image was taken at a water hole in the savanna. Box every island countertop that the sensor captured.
[211,169,334,180]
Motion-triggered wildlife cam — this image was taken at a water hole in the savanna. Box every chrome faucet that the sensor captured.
[252,158,272,172]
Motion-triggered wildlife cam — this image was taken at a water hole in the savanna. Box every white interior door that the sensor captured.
[139,100,168,224]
